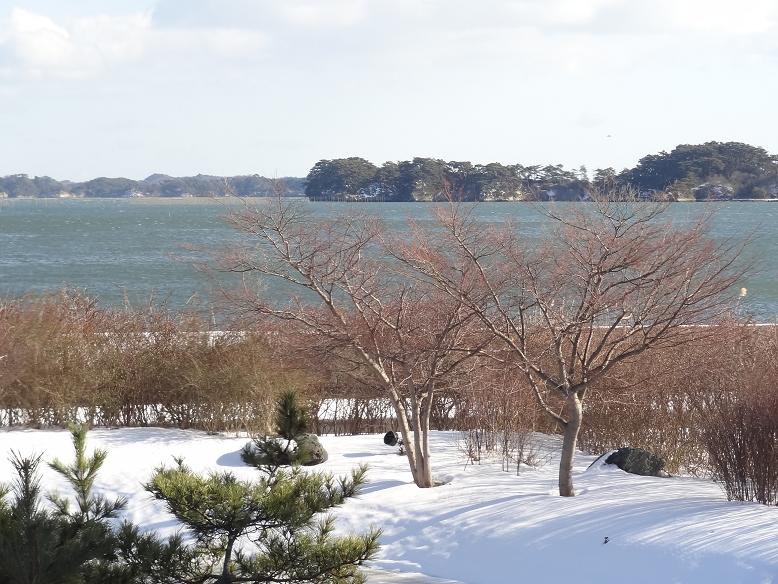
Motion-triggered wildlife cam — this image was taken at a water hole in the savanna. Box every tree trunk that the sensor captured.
[558,392,583,497]
[217,535,236,583]
[387,383,435,488]
[410,396,434,488]
[421,391,433,484]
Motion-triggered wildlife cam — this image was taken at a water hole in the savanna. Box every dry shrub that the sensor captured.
[307,376,460,436]
[698,325,778,504]
[577,323,778,479]
[0,291,315,432]
[6,289,777,499]
[577,346,712,475]
[456,364,546,473]
[305,355,471,436]
[702,388,778,504]
[310,385,394,436]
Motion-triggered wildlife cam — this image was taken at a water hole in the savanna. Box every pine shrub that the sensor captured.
[146,460,379,583]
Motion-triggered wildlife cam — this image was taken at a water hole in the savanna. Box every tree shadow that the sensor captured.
[216,448,247,467]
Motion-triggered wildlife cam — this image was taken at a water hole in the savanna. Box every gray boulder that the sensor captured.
[605,447,669,477]
[295,434,328,466]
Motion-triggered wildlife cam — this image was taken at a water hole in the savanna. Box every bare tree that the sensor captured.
[398,197,748,496]
[216,198,485,488]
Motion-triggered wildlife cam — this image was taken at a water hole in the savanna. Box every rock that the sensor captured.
[605,447,669,477]
[384,431,400,447]
[294,434,328,466]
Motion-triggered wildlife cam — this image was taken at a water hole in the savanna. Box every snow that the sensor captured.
[0,428,776,584]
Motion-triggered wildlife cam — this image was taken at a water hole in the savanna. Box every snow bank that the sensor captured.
[0,428,775,583]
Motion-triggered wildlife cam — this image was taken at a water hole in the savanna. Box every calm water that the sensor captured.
[1,198,776,319]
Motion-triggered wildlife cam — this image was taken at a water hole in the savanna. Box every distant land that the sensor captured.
[2,141,777,202]
[0,173,306,199]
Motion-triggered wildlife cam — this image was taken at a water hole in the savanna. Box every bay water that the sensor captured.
[1,198,775,320]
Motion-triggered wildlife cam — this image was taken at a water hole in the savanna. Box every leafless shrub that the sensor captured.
[577,344,714,475]
[457,362,545,473]
[577,322,778,485]
[308,377,396,436]
[698,325,778,504]
[0,291,313,432]
[702,390,778,505]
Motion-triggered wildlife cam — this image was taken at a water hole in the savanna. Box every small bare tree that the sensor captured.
[217,198,484,488]
[399,197,747,496]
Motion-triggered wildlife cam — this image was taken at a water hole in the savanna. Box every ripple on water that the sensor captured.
[0,199,775,318]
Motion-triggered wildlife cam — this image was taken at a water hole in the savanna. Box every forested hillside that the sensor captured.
[3,142,776,201]
[304,142,778,202]
[623,142,778,200]
[0,173,305,198]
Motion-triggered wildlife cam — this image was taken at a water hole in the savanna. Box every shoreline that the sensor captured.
[4,196,778,203]
[0,195,778,205]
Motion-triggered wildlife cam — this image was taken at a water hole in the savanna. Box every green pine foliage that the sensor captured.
[0,427,205,584]
[621,141,778,197]
[48,425,126,523]
[145,460,380,583]
[275,390,309,440]
[1,424,379,583]
[240,391,308,472]
[90,523,198,584]
[241,390,312,468]
[0,173,306,198]
[0,452,117,584]
[241,435,294,468]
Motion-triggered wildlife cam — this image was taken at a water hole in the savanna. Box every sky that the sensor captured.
[0,0,776,181]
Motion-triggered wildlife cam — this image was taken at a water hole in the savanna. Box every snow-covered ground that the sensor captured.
[0,428,776,584]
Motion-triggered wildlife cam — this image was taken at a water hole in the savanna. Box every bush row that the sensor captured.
[2,293,776,505]
[0,292,313,432]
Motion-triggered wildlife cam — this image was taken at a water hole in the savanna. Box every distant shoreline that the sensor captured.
[3,196,778,203]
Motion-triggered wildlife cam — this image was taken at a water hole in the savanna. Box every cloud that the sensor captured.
[1,0,775,84]
[152,0,369,30]
[465,0,778,36]
[507,0,622,27]
[2,7,151,78]
[149,27,266,59]
[668,0,777,35]
[6,8,74,69]
[151,0,269,29]
[275,0,368,28]
[0,6,268,79]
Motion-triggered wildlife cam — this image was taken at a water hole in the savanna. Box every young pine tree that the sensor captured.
[275,389,309,440]
[48,424,126,524]
[0,451,117,584]
[146,460,380,584]
[242,390,311,468]
[0,426,193,584]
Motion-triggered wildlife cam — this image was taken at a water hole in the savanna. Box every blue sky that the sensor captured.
[1,0,776,180]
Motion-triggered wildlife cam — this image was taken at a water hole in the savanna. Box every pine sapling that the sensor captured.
[242,390,312,469]
[47,424,126,523]
[275,390,309,440]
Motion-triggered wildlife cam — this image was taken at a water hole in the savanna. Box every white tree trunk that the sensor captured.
[412,393,434,487]
[389,389,434,488]
[558,392,583,497]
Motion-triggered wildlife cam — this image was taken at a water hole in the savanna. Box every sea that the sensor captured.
[1,198,776,320]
